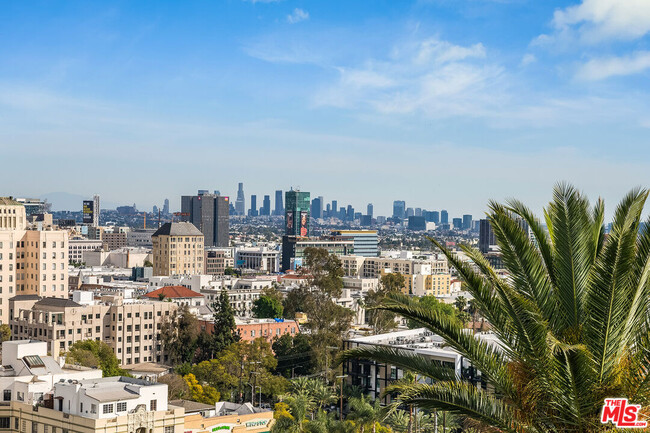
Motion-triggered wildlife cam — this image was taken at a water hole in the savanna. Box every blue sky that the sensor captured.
[1,0,650,218]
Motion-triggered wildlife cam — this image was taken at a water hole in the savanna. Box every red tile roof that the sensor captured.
[144,286,203,299]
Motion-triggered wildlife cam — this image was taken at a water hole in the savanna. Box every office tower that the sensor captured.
[432,211,440,224]
[180,192,230,247]
[249,195,258,217]
[338,208,347,220]
[367,203,373,218]
[393,200,406,219]
[423,211,437,222]
[317,196,324,218]
[285,189,310,237]
[274,190,284,216]
[415,208,422,217]
[152,222,204,275]
[93,194,100,227]
[462,214,472,230]
[153,205,158,215]
[260,195,271,216]
[360,215,372,226]
[440,210,449,224]
[235,183,245,216]
[408,216,426,231]
[347,205,354,220]
[331,230,378,257]
[479,219,497,253]
[406,207,414,218]
[452,218,462,229]
[163,198,170,215]
[311,197,322,219]
[331,200,338,216]
[326,203,331,217]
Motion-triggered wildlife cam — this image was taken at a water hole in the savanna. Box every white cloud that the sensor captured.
[287,8,309,24]
[520,53,536,66]
[313,37,505,118]
[541,0,650,44]
[576,51,650,80]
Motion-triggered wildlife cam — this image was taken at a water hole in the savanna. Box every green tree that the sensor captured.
[66,340,129,377]
[253,288,284,318]
[209,289,240,357]
[342,184,650,432]
[347,395,384,433]
[283,286,311,319]
[406,296,456,329]
[453,295,467,312]
[143,260,153,268]
[0,324,11,342]
[380,273,405,293]
[160,305,199,365]
[273,333,314,377]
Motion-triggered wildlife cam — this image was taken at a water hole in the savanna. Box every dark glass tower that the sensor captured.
[180,192,229,247]
[285,190,310,237]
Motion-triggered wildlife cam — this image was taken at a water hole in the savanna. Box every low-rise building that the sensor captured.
[199,318,298,343]
[144,286,205,308]
[68,238,103,263]
[235,247,280,273]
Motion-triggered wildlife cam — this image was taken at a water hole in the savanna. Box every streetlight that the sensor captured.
[256,386,262,409]
[336,375,348,420]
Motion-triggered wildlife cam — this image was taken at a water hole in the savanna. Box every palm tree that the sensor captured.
[271,392,315,433]
[341,184,650,432]
[347,395,384,433]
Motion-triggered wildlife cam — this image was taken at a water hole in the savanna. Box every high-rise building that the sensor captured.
[163,198,170,215]
[424,211,439,223]
[452,218,463,230]
[393,201,406,219]
[462,214,472,230]
[0,198,68,325]
[235,182,245,216]
[285,189,310,237]
[311,197,323,219]
[152,222,204,276]
[367,203,373,218]
[326,203,331,217]
[408,216,426,231]
[180,192,230,247]
[415,208,422,217]
[92,194,100,227]
[331,200,338,216]
[432,211,440,224]
[406,207,414,218]
[274,190,284,216]
[440,210,449,224]
[249,195,258,217]
[479,219,497,253]
[331,230,378,257]
[261,195,271,216]
[347,205,354,221]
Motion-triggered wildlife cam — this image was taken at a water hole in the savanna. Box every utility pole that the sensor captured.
[336,375,348,420]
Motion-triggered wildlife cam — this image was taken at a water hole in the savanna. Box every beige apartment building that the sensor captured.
[9,293,178,366]
[0,198,68,325]
[152,222,204,276]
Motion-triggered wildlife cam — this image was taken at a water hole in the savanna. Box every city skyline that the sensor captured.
[3,0,650,220]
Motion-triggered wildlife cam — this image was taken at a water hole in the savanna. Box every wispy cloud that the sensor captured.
[313,37,505,118]
[576,51,650,80]
[537,0,650,45]
[287,8,309,24]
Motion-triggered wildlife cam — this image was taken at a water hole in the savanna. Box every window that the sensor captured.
[164,427,174,433]
[116,402,126,412]
[31,422,37,433]
[150,399,157,411]
[2,390,10,401]
[91,404,97,414]
[0,418,9,429]
[103,404,114,414]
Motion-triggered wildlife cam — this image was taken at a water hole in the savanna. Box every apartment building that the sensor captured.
[0,198,68,325]
[152,222,204,276]
[234,247,280,273]
[102,231,127,251]
[9,292,178,366]
[204,249,226,275]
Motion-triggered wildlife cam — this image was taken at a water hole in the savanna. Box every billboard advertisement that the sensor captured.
[286,211,294,234]
[300,211,308,237]
[82,200,94,224]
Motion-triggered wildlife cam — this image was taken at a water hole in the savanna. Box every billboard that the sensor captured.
[286,211,294,234]
[82,200,94,224]
[300,211,308,237]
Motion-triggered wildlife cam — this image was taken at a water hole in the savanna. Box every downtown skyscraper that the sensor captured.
[235,182,245,216]
[181,191,229,247]
[274,190,284,216]
[285,189,310,237]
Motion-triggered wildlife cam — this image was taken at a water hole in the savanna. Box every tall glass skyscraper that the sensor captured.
[285,189,310,237]
[274,190,283,216]
[235,182,245,215]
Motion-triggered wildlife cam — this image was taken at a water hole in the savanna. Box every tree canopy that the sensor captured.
[66,339,129,377]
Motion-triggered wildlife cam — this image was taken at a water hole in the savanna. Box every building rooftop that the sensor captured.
[34,298,82,309]
[169,399,214,414]
[152,222,203,237]
[144,285,203,299]
[0,197,22,206]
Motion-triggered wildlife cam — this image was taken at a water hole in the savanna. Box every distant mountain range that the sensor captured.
[39,192,120,212]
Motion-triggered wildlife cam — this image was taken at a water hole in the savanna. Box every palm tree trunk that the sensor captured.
[408,404,413,433]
